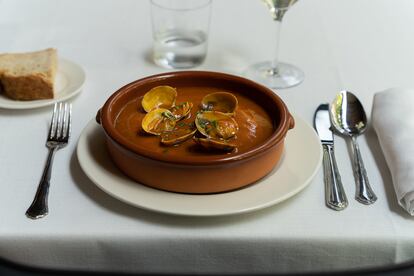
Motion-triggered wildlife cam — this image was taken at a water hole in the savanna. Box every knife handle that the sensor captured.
[322,144,348,211]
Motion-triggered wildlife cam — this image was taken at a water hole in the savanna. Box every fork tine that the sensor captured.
[48,103,58,139]
[56,102,63,139]
[68,103,72,139]
[61,103,68,139]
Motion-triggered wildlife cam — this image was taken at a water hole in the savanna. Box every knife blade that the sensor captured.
[314,104,348,211]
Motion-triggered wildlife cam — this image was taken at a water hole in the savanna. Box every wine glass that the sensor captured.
[245,0,304,89]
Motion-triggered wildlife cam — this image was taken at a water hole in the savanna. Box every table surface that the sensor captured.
[1,0,414,274]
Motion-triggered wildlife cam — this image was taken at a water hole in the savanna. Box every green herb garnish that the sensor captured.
[162,111,175,120]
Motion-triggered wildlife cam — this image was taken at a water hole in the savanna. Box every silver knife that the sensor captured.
[314,104,348,211]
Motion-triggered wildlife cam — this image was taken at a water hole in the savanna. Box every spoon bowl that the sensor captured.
[331,92,368,136]
[330,91,377,205]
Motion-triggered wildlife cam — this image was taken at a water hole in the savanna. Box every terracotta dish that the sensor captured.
[98,71,294,194]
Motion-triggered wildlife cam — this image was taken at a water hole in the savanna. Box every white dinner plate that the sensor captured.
[77,115,322,216]
[0,58,85,109]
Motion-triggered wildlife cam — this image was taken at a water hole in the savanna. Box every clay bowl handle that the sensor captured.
[288,113,295,129]
[96,108,102,124]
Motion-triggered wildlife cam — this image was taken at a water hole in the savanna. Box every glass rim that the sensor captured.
[150,0,212,12]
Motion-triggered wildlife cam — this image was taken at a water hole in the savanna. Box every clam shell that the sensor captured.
[193,137,236,152]
[141,86,177,112]
[161,125,197,146]
[170,102,193,121]
[195,111,239,140]
[201,92,238,114]
[141,108,176,135]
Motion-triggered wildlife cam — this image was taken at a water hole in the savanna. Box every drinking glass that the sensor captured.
[150,0,212,69]
[245,0,304,89]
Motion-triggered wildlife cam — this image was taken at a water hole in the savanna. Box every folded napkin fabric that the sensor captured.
[372,88,414,215]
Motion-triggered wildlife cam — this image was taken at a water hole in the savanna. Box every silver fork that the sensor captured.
[26,102,72,219]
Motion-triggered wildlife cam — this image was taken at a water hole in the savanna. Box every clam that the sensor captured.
[193,137,236,152]
[195,111,239,140]
[141,85,177,112]
[201,92,238,114]
[170,102,193,121]
[161,123,197,146]
[141,108,176,135]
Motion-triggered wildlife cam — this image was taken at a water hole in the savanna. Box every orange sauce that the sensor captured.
[114,87,274,157]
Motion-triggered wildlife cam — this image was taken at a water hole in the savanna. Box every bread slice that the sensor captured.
[0,48,57,100]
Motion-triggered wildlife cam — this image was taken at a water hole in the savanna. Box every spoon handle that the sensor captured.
[351,137,377,204]
[322,144,348,211]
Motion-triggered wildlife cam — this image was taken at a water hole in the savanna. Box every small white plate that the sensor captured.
[0,58,85,109]
[77,115,322,217]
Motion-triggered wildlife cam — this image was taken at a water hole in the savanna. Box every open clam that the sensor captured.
[170,102,193,121]
[201,92,238,114]
[193,137,236,152]
[195,111,239,140]
[141,86,177,112]
[141,108,176,135]
[161,122,197,146]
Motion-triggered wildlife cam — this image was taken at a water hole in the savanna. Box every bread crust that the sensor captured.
[1,73,54,100]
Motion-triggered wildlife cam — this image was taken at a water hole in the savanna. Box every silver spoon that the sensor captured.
[330,91,377,205]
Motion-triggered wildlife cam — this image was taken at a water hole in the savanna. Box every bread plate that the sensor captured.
[0,58,85,109]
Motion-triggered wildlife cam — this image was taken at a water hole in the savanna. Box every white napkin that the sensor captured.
[372,88,414,215]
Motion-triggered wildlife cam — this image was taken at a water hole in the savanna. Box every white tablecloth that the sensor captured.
[1,0,414,274]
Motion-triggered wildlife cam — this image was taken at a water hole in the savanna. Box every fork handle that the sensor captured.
[26,147,58,219]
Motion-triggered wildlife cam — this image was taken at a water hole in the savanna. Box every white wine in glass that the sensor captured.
[245,0,304,89]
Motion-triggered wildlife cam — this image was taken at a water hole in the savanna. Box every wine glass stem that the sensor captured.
[270,19,283,76]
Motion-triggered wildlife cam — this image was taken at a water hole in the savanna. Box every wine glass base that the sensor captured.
[244,62,304,89]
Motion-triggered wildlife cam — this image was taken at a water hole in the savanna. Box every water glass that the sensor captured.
[150,0,212,69]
